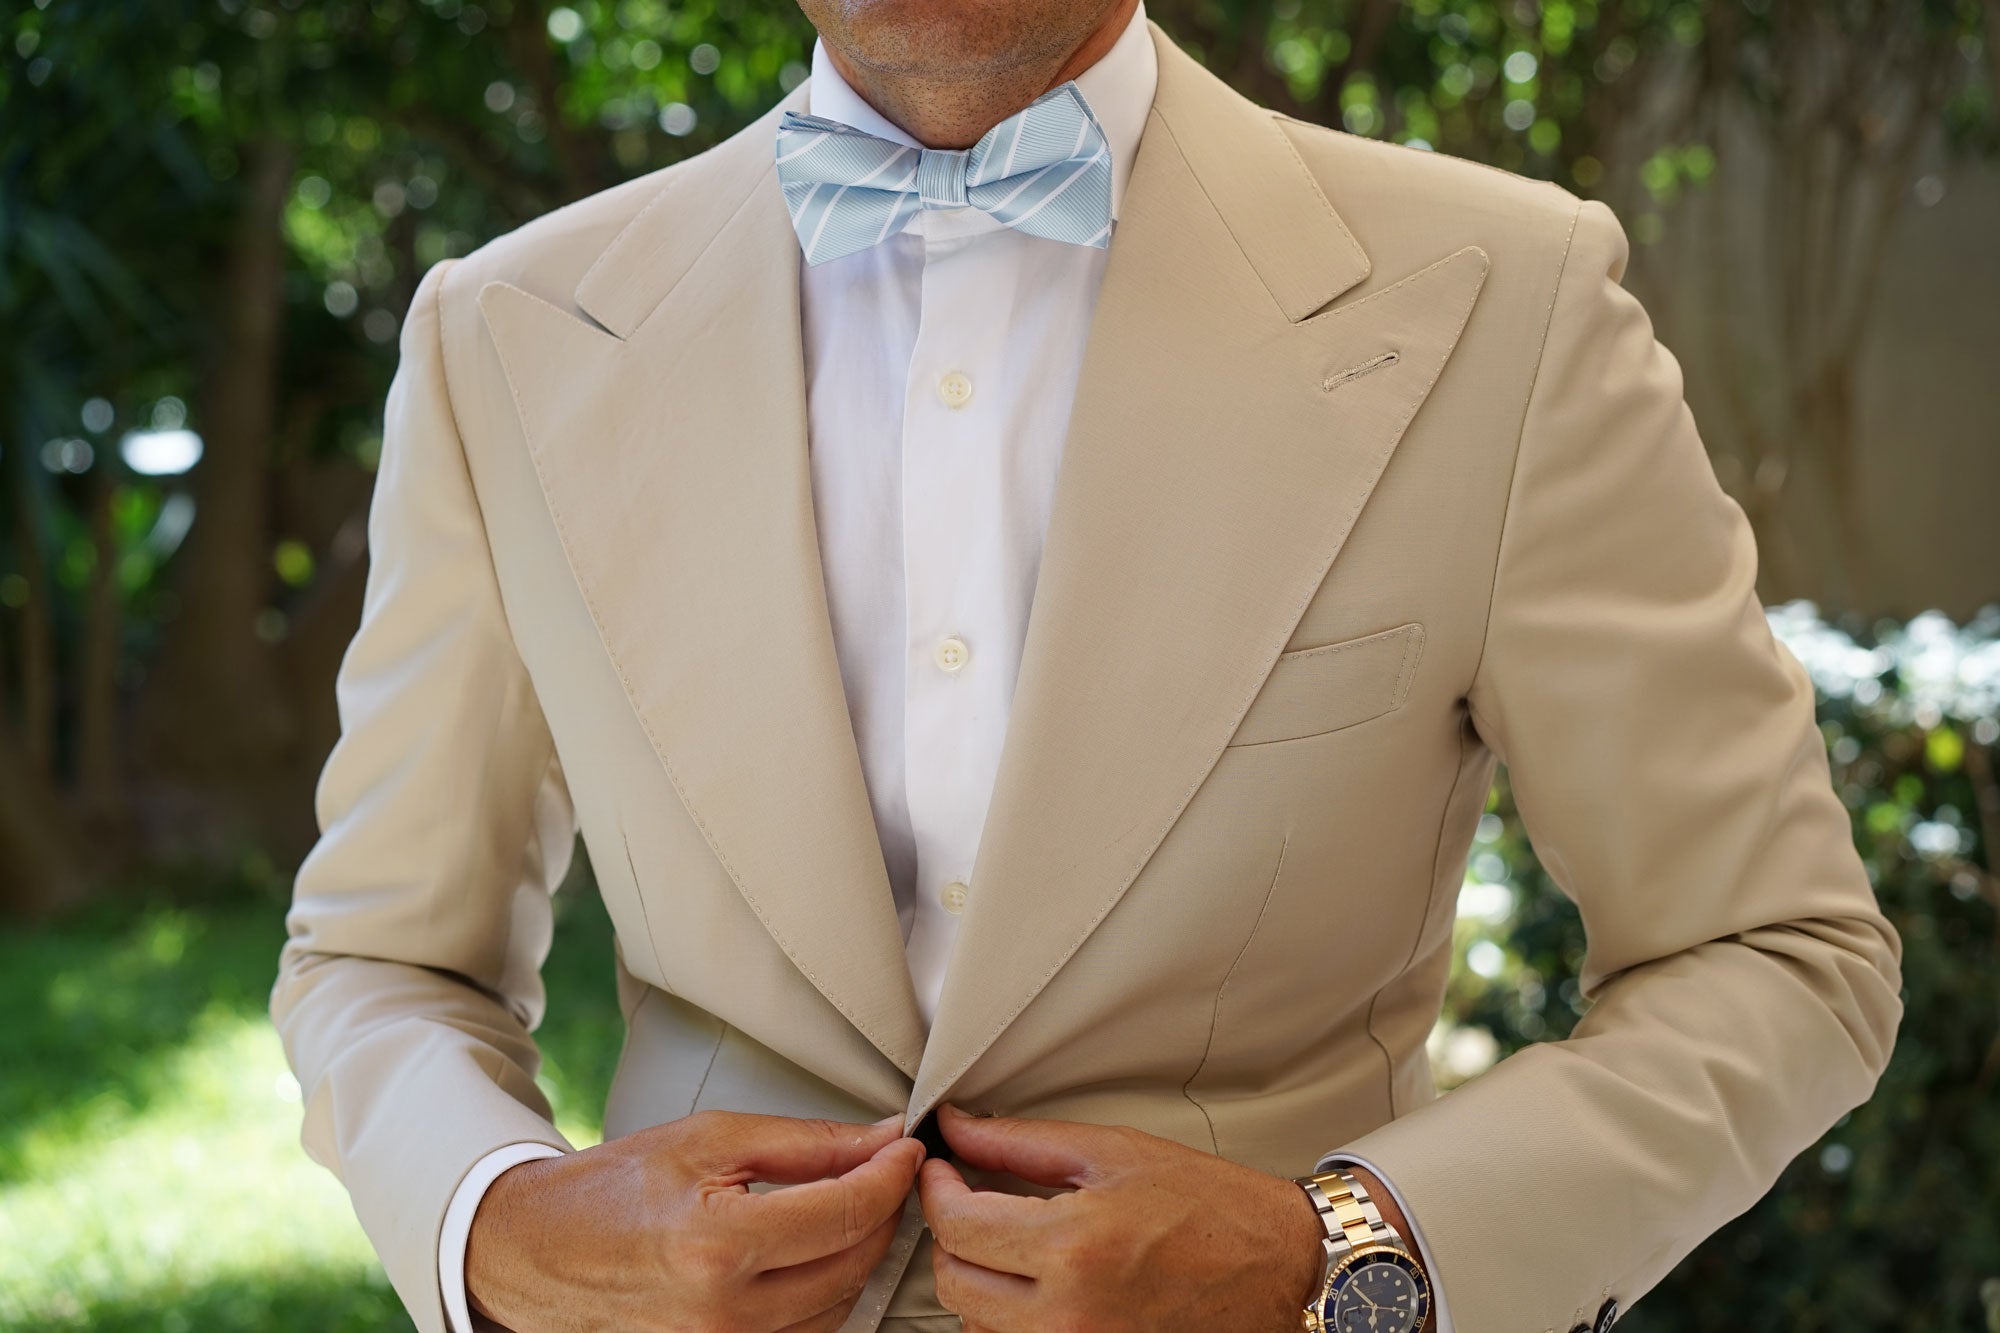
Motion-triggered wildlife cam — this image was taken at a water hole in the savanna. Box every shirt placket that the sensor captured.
[899,218,1015,1025]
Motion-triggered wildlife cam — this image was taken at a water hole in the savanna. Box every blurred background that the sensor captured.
[2,0,1996,1328]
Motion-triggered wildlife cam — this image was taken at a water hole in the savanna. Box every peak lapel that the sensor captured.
[911,26,1489,1114]
[478,86,929,1080]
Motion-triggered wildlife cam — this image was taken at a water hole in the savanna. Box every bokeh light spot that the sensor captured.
[121,430,204,477]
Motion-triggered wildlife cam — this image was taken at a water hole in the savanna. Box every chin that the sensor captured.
[801,0,1087,78]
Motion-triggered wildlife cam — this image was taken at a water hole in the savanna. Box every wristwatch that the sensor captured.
[1292,1166,1432,1333]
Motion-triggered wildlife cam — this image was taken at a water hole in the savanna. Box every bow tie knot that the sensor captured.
[915,148,971,208]
[774,82,1114,266]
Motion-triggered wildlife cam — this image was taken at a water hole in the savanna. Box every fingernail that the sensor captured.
[874,1113,903,1129]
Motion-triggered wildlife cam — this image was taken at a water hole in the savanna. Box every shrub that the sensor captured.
[1437,604,2000,1331]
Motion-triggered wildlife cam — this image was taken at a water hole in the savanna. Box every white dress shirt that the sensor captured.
[440,8,1451,1327]
[798,11,1155,1026]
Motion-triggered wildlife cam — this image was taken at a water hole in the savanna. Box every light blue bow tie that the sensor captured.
[774,82,1113,266]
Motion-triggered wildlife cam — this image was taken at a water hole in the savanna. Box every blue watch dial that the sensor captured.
[1318,1247,1429,1333]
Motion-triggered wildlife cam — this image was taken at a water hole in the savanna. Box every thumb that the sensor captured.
[934,1104,1126,1188]
[685,1110,907,1185]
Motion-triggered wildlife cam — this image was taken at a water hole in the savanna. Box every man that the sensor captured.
[270,0,1904,1328]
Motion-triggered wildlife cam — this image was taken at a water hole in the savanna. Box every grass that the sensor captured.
[0,879,624,1331]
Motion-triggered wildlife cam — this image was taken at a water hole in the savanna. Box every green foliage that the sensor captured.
[1444,605,2000,1330]
[0,877,621,1330]
[3,0,822,457]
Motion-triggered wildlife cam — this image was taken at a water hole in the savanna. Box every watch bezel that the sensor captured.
[1312,1241,1432,1333]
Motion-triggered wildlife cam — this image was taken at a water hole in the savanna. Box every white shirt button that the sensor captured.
[940,880,969,914]
[933,636,970,673]
[937,371,974,409]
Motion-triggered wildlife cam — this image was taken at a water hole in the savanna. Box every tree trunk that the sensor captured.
[0,724,88,919]
[77,465,125,826]
[10,470,56,778]
[131,132,300,855]
[0,461,88,914]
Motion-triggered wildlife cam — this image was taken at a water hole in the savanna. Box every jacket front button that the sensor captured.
[1594,1298,1620,1330]
[911,1111,950,1163]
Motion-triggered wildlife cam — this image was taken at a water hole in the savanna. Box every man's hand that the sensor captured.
[466,1109,925,1332]
[916,1104,1325,1332]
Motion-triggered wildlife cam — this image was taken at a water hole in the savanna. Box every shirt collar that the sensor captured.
[804,0,1156,223]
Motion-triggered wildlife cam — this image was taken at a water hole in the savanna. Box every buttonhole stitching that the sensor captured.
[1323,350,1400,392]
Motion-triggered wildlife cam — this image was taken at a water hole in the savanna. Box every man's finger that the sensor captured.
[732,1135,923,1270]
[916,1156,1053,1277]
[760,1207,902,1328]
[934,1104,1125,1187]
[931,1244,1040,1331]
[684,1109,905,1184]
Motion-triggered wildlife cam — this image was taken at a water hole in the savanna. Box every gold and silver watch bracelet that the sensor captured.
[1295,1166,1404,1311]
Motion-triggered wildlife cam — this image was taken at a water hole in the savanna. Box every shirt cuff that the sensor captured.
[1315,1150,1455,1333]
[440,1141,569,1333]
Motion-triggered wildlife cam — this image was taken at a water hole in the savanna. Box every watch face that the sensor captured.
[1318,1246,1430,1333]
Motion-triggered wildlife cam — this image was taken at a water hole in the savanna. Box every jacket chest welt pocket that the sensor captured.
[1224,622,1426,748]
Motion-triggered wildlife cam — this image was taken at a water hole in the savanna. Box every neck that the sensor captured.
[820,0,1140,149]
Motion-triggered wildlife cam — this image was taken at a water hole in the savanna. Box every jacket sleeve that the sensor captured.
[269,257,577,1333]
[1333,198,1903,1331]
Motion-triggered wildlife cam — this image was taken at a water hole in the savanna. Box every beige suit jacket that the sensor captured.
[272,20,1903,1333]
